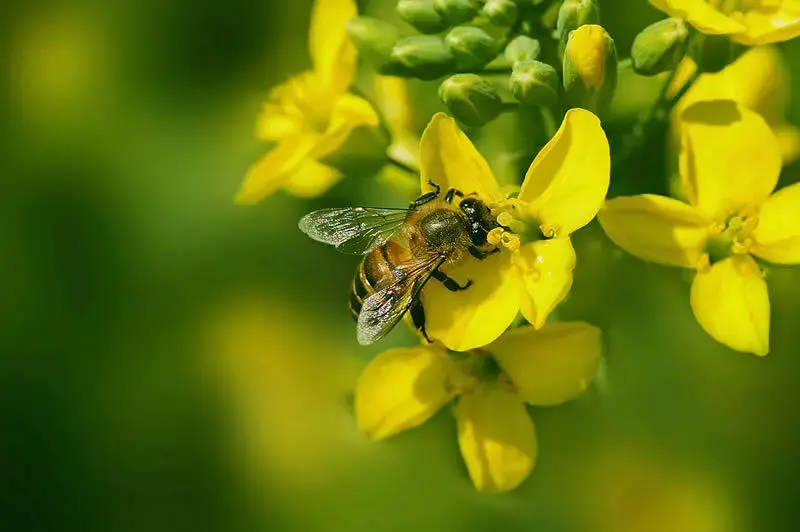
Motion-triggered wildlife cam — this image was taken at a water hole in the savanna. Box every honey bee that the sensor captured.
[298,182,502,345]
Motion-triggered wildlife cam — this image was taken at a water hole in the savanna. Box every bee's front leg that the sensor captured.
[410,182,441,209]
[468,246,500,260]
[444,188,464,204]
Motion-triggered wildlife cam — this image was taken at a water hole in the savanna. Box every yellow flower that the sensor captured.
[650,0,800,44]
[418,110,610,351]
[599,99,800,356]
[235,0,379,203]
[670,45,800,165]
[355,322,601,492]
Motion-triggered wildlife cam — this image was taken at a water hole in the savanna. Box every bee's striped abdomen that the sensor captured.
[349,241,410,321]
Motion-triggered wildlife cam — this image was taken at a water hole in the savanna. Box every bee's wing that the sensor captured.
[298,207,408,255]
[356,255,446,345]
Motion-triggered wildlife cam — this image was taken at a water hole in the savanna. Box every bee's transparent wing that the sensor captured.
[298,207,408,255]
[356,256,445,345]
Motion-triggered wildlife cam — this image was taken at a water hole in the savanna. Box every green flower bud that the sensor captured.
[433,0,480,26]
[439,74,503,127]
[631,18,688,76]
[347,17,401,68]
[445,26,498,71]
[482,0,519,27]
[562,24,617,116]
[556,0,600,43]
[388,35,456,80]
[505,35,541,64]
[689,33,747,74]
[397,0,449,34]
[510,60,559,107]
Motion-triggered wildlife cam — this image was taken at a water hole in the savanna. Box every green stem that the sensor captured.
[613,60,698,168]
[666,68,702,110]
[386,154,418,175]
[540,106,557,139]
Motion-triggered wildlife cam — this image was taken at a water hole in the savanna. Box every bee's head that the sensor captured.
[458,198,499,247]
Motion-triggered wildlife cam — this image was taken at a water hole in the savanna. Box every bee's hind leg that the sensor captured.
[409,299,432,343]
[431,269,472,291]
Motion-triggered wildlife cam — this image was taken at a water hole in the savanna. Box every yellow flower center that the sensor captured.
[451,349,516,394]
[706,207,759,262]
[487,197,555,252]
[282,72,334,133]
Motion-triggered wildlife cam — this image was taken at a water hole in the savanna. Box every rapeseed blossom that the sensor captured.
[670,46,800,165]
[650,0,800,45]
[600,100,800,355]
[235,0,378,203]
[355,322,601,492]
[419,111,610,351]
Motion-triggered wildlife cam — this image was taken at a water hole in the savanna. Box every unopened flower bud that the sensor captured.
[397,0,449,34]
[556,0,600,43]
[439,74,503,127]
[563,24,617,116]
[482,0,519,27]
[510,60,559,107]
[505,35,541,64]
[445,26,498,70]
[689,33,746,74]
[631,18,688,76]
[388,35,455,80]
[347,17,401,68]
[433,0,480,25]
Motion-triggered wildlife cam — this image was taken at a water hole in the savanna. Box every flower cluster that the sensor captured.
[236,0,800,492]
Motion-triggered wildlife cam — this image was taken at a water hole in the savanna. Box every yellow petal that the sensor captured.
[309,0,357,93]
[235,134,317,204]
[255,83,304,141]
[598,195,712,268]
[282,159,342,198]
[355,346,453,441]
[679,101,781,218]
[422,251,521,352]
[752,183,800,264]
[776,124,800,164]
[733,6,800,45]
[419,113,502,201]
[492,322,601,406]
[649,0,747,35]
[310,93,379,159]
[515,238,576,329]
[518,108,610,236]
[255,109,301,141]
[674,47,789,125]
[690,255,770,356]
[454,384,537,492]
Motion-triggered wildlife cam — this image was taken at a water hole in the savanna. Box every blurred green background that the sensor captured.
[3,0,800,530]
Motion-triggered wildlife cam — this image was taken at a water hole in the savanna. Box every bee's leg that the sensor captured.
[431,269,472,291]
[468,246,500,260]
[409,299,431,343]
[444,188,464,204]
[410,182,441,208]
